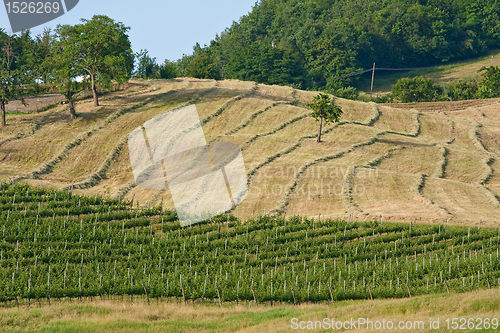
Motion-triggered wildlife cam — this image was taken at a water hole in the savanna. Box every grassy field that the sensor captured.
[0,289,498,332]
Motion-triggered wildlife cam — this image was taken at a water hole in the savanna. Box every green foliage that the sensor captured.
[225,43,305,86]
[365,93,394,103]
[159,60,178,80]
[332,87,358,100]
[49,24,85,120]
[307,93,343,124]
[307,34,360,89]
[179,0,500,90]
[446,80,479,101]
[0,183,499,304]
[0,16,135,121]
[130,49,179,80]
[73,15,134,106]
[133,49,159,79]
[186,49,221,80]
[187,54,218,80]
[477,66,500,98]
[31,29,54,84]
[307,93,342,142]
[391,76,443,103]
[0,30,29,126]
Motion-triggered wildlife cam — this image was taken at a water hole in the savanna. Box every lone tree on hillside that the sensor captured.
[73,15,134,107]
[307,93,342,143]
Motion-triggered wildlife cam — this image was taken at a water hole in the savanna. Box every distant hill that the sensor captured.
[179,0,500,91]
[2,78,500,226]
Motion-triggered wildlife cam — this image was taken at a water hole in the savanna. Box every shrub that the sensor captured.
[446,80,479,101]
[333,86,358,100]
[365,93,393,103]
[391,76,443,102]
[477,66,500,99]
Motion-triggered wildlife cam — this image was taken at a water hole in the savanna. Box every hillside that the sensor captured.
[178,0,500,90]
[355,50,500,96]
[2,78,500,225]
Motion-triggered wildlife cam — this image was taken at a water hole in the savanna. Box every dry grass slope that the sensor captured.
[0,289,498,332]
[2,78,500,226]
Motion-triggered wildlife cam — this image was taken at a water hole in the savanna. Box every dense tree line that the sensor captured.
[179,0,500,91]
[133,49,178,80]
[0,15,133,125]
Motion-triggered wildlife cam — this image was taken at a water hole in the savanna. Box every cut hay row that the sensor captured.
[422,178,500,223]
[200,85,258,126]
[0,121,40,147]
[244,100,385,190]
[275,137,380,214]
[338,146,405,216]
[63,87,222,190]
[241,112,311,150]
[411,173,451,218]
[221,101,293,138]
[432,146,448,178]
[71,136,128,190]
[15,93,174,182]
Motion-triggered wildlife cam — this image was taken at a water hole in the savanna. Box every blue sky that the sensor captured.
[1,0,257,61]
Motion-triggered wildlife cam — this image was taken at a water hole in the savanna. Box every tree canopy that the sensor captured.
[179,0,500,91]
[307,93,343,143]
[391,76,443,102]
[73,15,134,106]
[133,49,178,80]
[49,24,83,120]
[0,31,29,126]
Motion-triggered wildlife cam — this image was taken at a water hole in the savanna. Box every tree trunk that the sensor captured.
[317,117,323,143]
[91,73,99,107]
[67,90,76,121]
[0,100,5,127]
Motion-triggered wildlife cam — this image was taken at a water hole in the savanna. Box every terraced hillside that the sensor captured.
[2,78,500,225]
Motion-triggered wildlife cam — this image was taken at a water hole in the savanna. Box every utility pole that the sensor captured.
[370,62,376,98]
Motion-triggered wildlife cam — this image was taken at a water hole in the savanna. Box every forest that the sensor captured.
[175,0,500,91]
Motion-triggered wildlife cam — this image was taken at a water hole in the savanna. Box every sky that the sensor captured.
[1,0,258,61]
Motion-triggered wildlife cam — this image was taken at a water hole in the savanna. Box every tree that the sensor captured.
[133,49,159,79]
[32,28,55,84]
[305,33,360,89]
[159,60,178,79]
[0,31,25,127]
[225,43,305,86]
[307,93,342,143]
[49,24,84,120]
[73,15,134,106]
[186,44,221,80]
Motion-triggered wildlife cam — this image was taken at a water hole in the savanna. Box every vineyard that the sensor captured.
[1,182,499,307]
